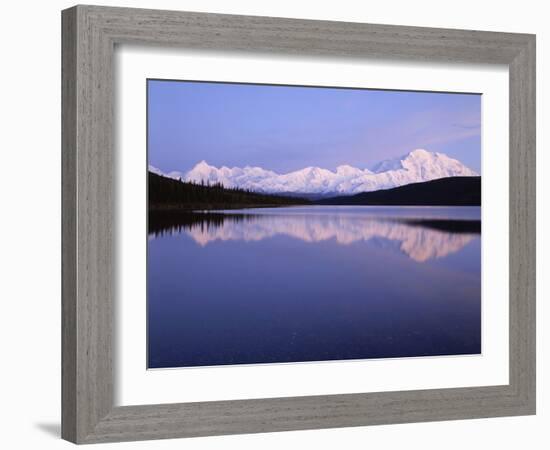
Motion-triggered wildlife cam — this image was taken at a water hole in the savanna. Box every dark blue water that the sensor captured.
[148,206,481,368]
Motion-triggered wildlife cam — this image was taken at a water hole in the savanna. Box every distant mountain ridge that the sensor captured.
[318,176,481,206]
[150,149,478,196]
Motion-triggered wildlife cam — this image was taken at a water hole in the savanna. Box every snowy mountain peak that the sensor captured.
[409,148,431,157]
[371,148,429,173]
[148,165,165,176]
[150,149,478,195]
[336,165,367,177]
[194,160,212,169]
[186,161,224,183]
[372,149,478,178]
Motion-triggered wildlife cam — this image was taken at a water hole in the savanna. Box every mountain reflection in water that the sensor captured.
[149,207,481,263]
[148,206,481,368]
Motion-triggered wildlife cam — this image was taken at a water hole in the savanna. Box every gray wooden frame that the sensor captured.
[62,4,536,444]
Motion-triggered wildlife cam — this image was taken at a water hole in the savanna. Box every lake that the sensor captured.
[147,206,481,369]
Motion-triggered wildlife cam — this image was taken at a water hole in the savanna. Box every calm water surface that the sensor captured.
[148,206,481,368]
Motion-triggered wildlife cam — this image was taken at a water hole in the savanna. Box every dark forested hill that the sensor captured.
[148,171,310,210]
[317,176,481,206]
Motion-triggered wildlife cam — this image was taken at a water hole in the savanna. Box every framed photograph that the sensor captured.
[62,5,536,444]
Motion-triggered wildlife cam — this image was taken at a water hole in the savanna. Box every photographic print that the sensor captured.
[147,80,481,369]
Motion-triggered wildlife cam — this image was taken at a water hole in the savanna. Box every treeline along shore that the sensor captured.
[148,171,481,211]
[148,171,310,211]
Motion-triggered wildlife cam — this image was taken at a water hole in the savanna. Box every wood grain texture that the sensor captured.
[61,4,536,444]
[508,36,536,408]
[61,7,77,443]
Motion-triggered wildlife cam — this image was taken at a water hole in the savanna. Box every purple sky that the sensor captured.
[148,80,481,173]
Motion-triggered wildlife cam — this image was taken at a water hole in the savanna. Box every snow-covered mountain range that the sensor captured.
[150,149,478,196]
